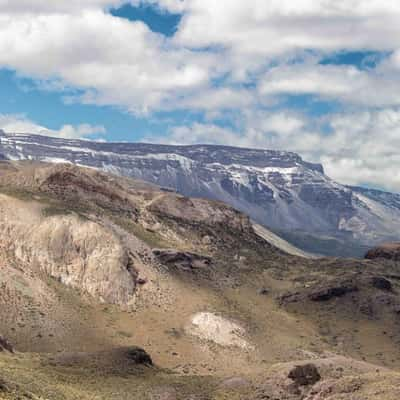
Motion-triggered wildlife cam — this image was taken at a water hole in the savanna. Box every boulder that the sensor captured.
[153,249,212,271]
[0,336,13,353]
[124,347,153,365]
[308,283,358,302]
[371,276,392,291]
[288,364,321,386]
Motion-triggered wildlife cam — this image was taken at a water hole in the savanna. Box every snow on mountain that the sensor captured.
[1,129,399,256]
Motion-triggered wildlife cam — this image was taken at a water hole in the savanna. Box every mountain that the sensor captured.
[1,129,399,257]
[1,161,400,399]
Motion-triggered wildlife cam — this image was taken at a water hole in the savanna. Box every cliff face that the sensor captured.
[0,162,257,308]
[0,195,136,305]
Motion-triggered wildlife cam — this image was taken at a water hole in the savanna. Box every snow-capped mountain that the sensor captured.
[1,129,399,256]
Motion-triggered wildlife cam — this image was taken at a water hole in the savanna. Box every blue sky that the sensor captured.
[0,3,183,142]
[0,3,379,140]
[1,1,400,191]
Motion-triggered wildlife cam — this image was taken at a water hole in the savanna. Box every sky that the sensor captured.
[1,1,400,192]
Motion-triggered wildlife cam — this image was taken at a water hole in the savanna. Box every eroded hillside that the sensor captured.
[1,161,400,399]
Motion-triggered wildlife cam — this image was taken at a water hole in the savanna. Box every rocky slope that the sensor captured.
[0,161,400,399]
[365,242,400,261]
[1,130,400,257]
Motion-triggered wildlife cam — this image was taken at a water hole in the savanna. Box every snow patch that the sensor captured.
[42,157,72,164]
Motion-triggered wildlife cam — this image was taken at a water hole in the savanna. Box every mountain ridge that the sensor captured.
[1,129,399,257]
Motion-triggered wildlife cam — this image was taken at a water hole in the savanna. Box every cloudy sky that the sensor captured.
[1,1,400,191]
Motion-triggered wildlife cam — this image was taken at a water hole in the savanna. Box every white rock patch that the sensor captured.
[187,312,253,350]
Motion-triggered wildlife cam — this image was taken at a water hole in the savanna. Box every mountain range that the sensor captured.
[1,129,399,257]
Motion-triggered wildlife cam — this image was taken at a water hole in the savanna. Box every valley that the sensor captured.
[0,161,400,399]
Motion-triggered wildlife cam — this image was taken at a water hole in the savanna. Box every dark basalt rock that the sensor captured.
[308,284,358,302]
[371,277,392,291]
[288,364,321,386]
[153,249,212,271]
[124,347,153,365]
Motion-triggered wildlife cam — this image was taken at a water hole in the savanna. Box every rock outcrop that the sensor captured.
[308,283,359,302]
[288,364,321,386]
[153,249,212,272]
[0,195,137,306]
[365,243,400,261]
[0,336,13,353]
[186,312,253,350]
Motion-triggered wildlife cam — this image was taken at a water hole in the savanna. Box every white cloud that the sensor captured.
[0,6,217,114]
[0,0,122,14]
[1,1,400,191]
[1,1,400,114]
[0,114,106,139]
[259,62,400,107]
[169,0,400,75]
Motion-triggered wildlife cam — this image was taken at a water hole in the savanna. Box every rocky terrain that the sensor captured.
[1,161,400,399]
[1,129,400,257]
[365,243,400,261]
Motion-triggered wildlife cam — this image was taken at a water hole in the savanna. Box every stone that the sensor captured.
[308,284,358,301]
[371,277,392,291]
[0,336,13,353]
[202,235,212,245]
[153,249,212,271]
[124,347,153,365]
[288,364,321,386]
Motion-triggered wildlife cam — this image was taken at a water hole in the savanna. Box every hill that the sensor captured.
[0,161,400,399]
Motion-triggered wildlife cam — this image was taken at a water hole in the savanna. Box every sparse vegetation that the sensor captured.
[0,162,400,399]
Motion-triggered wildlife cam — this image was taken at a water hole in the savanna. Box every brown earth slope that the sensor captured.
[0,161,400,399]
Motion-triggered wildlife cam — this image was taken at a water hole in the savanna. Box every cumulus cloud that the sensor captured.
[0,114,106,139]
[0,5,217,114]
[259,62,400,107]
[1,1,400,191]
[2,0,400,113]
